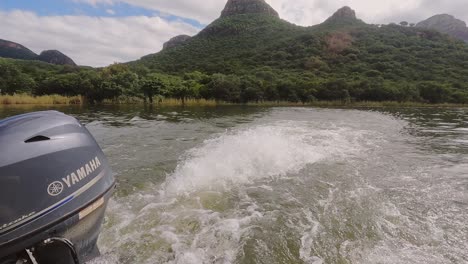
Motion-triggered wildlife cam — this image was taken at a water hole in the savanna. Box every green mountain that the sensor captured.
[220,0,279,18]
[127,0,468,103]
[0,39,76,66]
[163,35,192,50]
[1,0,468,104]
[135,5,364,73]
[133,2,467,79]
[416,14,468,43]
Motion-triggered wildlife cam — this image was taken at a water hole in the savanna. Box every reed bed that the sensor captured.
[308,100,466,108]
[103,97,230,106]
[0,94,82,105]
[0,94,465,108]
[244,100,466,108]
[158,98,229,107]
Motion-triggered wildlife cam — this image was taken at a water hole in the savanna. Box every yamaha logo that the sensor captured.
[46,157,102,197]
[47,181,64,196]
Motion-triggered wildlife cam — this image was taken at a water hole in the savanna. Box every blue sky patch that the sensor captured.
[0,0,204,28]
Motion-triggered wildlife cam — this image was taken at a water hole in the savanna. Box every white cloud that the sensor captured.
[106,9,116,15]
[0,10,199,67]
[73,0,468,26]
[73,0,224,23]
[267,0,423,25]
[72,0,114,7]
[382,0,468,24]
[2,1,466,67]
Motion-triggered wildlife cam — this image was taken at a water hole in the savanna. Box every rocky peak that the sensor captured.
[325,6,360,24]
[331,6,356,20]
[322,6,366,28]
[0,39,37,60]
[0,39,77,65]
[37,50,77,66]
[322,6,364,26]
[416,14,468,43]
[220,0,279,18]
[163,35,192,50]
[0,39,25,49]
[417,14,466,29]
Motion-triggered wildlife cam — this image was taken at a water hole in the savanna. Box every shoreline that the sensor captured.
[0,95,466,108]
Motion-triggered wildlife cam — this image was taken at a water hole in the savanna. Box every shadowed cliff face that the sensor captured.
[417,14,468,43]
[1,40,24,49]
[163,35,192,50]
[220,0,279,18]
[38,50,77,66]
[330,6,357,20]
[322,6,366,26]
[0,39,77,65]
[0,39,37,60]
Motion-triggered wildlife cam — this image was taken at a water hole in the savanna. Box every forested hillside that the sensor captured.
[131,5,468,104]
[1,0,468,104]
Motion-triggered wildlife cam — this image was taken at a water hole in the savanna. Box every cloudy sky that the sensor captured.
[0,0,466,66]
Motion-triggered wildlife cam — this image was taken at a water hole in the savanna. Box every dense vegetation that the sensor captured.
[1,13,468,104]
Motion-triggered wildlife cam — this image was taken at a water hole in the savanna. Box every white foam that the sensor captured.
[163,121,367,196]
[96,119,375,263]
[299,209,323,264]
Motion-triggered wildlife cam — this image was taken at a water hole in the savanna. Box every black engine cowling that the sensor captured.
[0,111,115,263]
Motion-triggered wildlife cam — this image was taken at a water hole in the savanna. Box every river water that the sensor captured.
[1,106,467,264]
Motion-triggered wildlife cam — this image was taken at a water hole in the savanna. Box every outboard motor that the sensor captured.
[0,111,115,264]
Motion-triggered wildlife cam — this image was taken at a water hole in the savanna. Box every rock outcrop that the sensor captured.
[37,50,77,66]
[0,39,37,60]
[323,6,365,26]
[163,35,192,50]
[220,0,279,18]
[331,6,357,20]
[416,14,468,43]
[0,39,77,65]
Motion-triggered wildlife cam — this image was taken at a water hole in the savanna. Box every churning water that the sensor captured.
[1,106,467,263]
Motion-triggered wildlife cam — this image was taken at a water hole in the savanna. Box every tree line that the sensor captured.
[1,58,467,104]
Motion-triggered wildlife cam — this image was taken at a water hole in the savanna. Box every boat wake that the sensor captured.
[92,120,375,263]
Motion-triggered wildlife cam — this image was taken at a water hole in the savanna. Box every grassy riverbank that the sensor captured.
[1,94,466,108]
[308,100,467,108]
[0,94,82,105]
[103,97,225,107]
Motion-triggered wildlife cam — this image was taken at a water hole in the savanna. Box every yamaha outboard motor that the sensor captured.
[0,111,115,264]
